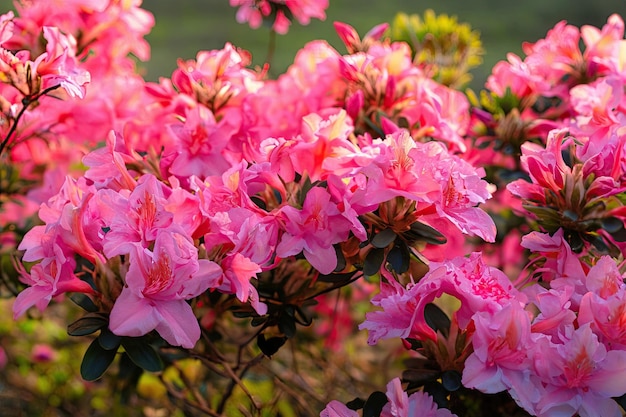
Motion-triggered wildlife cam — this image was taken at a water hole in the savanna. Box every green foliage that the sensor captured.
[389,10,484,88]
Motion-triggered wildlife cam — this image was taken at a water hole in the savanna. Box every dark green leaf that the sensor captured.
[562,210,579,222]
[317,271,359,284]
[582,233,609,254]
[294,306,312,327]
[402,369,440,386]
[602,217,624,234]
[612,227,626,242]
[98,327,122,350]
[67,313,108,336]
[371,228,397,248]
[232,310,254,318]
[424,303,451,338]
[121,338,164,373]
[424,381,449,409]
[441,370,462,392]
[410,222,447,245]
[565,230,584,252]
[334,244,346,272]
[80,338,118,381]
[251,316,267,327]
[403,337,422,350]
[346,398,365,411]
[363,391,387,417]
[387,241,410,274]
[278,313,297,338]
[257,334,287,357]
[615,393,626,411]
[363,247,385,277]
[69,293,98,313]
[250,196,267,211]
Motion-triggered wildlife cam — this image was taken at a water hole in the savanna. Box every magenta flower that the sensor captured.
[109,229,221,348]
[101,174,174,258]
[276,186,354,274]
[31,26,90,98]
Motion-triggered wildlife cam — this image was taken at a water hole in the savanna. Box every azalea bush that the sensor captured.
[1,1,626,416]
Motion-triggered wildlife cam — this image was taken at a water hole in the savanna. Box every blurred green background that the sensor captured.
[139,0,625,89]
[1,0,625,88]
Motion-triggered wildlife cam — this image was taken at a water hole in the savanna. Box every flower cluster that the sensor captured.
[3,1,626,416]
[229,0,329,34]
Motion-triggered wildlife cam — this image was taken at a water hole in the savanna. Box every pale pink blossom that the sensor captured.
[529,325,626,417]
[13,256,94,319]
[230,0,328,34]
[382,378,458,417]
[462,305,539,411]
[320,400,358,417]
[109,229,221,348]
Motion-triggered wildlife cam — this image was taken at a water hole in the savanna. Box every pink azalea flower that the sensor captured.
[83,131,139,191]
[13,256,94,319]
[520,229,586,285]
[462,305,539,411]
[109,229,221,348]
[276,187,353,275]
[0,11,14,46]
[382,378,458,417]
[530,325,626,417]
[101,174,174,258]
[31,26,90,98]
[579,290,626,350]
[229,0,328,34]
[320,400,358,417]
[525,285,576,343]
[361,253,525,345]
[214,252,267,315]
[358,280,423,345]
[164,105,234,178]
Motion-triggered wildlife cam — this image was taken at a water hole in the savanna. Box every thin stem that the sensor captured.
[264,29,277,70]
[0,84,61,157]
[216,351,265,415]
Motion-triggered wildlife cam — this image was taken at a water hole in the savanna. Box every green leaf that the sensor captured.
[362,391,387,417]
[402,368,440,387]
[363,247,385,277]
[612,227,626,242]
[441,370,462,392]
[69,293,98,313]
[80,338,118,381]
[257,334,287,357]
[371,228,397,248]
[602,217,624,234]
[387,241,410,274]
[278,313,297,339]
[410,221,447,245]
[346,398,365,411]
[615,393,626,412]
[67,313,108,336]
[334,244,346,272]
[121,338,164,373]
[403,338,423,350]
[98,327,122,350]
[424,303,451,338]
[424,381,449,409]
